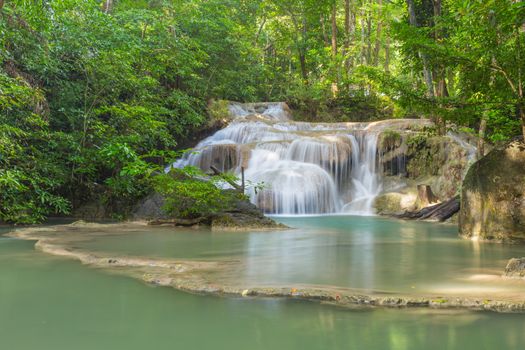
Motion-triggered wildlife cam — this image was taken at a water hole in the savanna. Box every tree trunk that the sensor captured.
[0,0,4,11]
[103,0,114,13]
[373,0,383,66]
[518,102,525,141]
[366,6,372,65]
[360,6,366,65]
[331,2,338,96]
[433,0,447,134]
[406,0,435,98]
[320,14,330,46]
[289,12,309,85]
[415,184,439,209]
[344,0,351,75]
[299,52,308,85]
[331,3,338,58]
[477,116,487,159]
[254,16,267,44]
[384,30,390,73]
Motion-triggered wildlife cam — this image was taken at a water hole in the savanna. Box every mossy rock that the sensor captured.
[374,193,404,215]
[405,134,470,199]
[373,191,417,215]
[378,130,403,150]
[459,140,525,242]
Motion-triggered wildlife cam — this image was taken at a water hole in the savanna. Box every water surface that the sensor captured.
[75,216,525,295]
[2,233,525,350]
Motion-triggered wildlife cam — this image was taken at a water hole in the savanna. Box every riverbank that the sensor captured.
[7,220,525,314]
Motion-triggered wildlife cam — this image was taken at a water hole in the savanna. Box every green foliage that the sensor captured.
[153,167,236,219]
[379,130,402,149]
[1,0,524,223]
[207,99,232,126]
[0,0,264,223]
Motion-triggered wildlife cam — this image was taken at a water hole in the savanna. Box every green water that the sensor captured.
[2,219,525,350]
[0,238,525,350]
[76,216,525,295]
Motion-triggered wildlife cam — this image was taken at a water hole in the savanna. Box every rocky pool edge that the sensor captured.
[6,223,525,314]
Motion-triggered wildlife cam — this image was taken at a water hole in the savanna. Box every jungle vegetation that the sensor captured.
[0,0,523,223]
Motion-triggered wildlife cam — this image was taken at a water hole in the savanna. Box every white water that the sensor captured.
[447,132,477,163]
[172,103,414,215]
[341,133,383,215]
[172,103,475,216]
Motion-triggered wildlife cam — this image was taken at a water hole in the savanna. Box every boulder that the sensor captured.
[459,139,525,242]
[374,193,406,215]
[133,193,169,221]
[211,195,286,230]
[504,258,525,278]
[133,190,285,230]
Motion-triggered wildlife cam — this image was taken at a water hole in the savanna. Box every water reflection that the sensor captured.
[3,236,525,350]
[66,216,525,295]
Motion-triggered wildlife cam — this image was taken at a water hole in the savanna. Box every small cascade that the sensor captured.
[447,132,477,163]
[341,133,383,215]
[244,150,341,214]
[172,103,436,216]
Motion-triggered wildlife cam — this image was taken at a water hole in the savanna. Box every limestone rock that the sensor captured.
[460,139,525,242]
[133,190,285,230]
[374,193,405,215]
[504,258,525,278]
[211,192,286,230]
[133,193,169,221]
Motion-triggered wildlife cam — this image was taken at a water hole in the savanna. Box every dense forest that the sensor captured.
[1,0,524,223]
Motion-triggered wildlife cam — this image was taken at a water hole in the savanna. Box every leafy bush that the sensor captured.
[152,167,236,219]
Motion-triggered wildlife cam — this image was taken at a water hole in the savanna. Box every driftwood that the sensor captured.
[148,217,209,226]
[396,195,460,222]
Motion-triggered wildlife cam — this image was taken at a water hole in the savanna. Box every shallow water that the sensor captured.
[2,233,525,350]
[75,216,525,295]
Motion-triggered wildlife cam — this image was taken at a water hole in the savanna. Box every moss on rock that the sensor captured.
[459,140,525,242]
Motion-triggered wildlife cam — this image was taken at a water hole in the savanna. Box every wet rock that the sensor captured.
[73,201,107,220]
[133,193,169,221]
[504,258,525,278]
[211,193,287,230]
[405,135,472,199]
[460,139,525,242]
[374,193,405,215]
[134,190,285,230]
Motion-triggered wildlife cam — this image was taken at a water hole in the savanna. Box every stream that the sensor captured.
[2,218,525,350]
[1,104,523,349]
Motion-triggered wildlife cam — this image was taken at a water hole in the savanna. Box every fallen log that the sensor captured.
[396,195,460,222]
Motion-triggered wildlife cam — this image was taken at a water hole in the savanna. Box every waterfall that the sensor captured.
[341,133,382,215]
[172,103,431,216]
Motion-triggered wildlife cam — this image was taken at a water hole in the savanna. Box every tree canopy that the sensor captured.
[1,0,523,223]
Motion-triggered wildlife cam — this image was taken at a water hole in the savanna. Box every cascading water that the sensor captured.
[172,103,436,216]
[341,133,383,215]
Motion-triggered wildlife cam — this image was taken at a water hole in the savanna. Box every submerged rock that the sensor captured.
[460,139,525,242]
[504,258,525,278]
